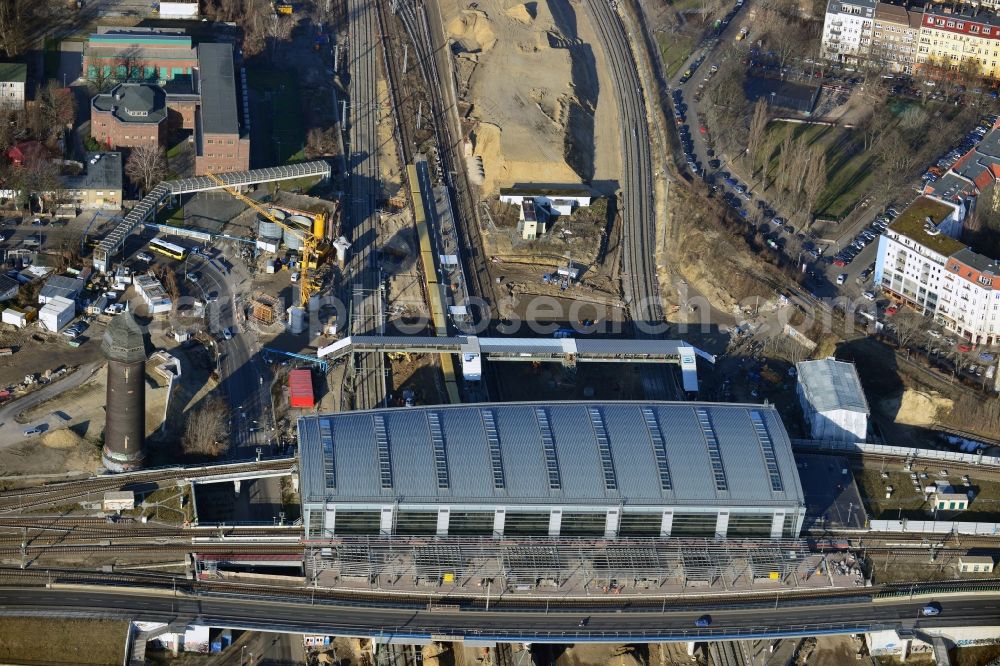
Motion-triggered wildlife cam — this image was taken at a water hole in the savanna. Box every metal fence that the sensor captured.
[870,519,1000,536]
[792,439,1000,468]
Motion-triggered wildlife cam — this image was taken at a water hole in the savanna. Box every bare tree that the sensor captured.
[183,396,230,458]
[0,0,29,58]
[125,146,167,195]
[0,110,14,156]
[775,131,793,192]
[803,147,827,222]
[7,148,61,213]
[888,310,926,353]
[789,134,810,196]
[305,127,339,158]
[747,99,769,177]
[38,82,76,142]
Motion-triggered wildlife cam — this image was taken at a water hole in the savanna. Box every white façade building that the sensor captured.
[874,195,1000,344]
[820,0,877,62]
[874,196,966,319]
[796,359,869,443]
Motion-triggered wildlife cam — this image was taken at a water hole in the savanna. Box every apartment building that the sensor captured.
[872,4,921,73]
[874,195,1000,344]
[820,0,877,62]
[0,63,26,111]
[916,4,1000,79]
[941,248,1000,344]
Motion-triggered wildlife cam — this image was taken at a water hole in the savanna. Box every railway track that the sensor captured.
[345,0,388,410]
[381,0,501,401]
[582,0,676,399]
[3,563,996,612]
[392,0,496,329]
[0,459,295,513]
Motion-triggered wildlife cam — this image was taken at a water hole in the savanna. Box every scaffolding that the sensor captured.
[305,536,820,595]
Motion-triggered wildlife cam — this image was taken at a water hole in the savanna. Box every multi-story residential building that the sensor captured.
[874,195,1000,344]
[941,248,1000,344]
[83,28,249,175]
[874,196,965,319]
[91,84,168,150]
[820,0,877,63]
[0,63,26,111]
[916,4,1000,79]
[872,4,921,73]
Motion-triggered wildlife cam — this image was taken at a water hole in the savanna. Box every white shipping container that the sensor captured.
[2,308,27,328]
[158,1,199,16]
[39,297,75,332]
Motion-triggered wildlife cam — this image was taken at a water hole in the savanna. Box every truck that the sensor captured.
[736,27,749,41]
[275,2,293,13]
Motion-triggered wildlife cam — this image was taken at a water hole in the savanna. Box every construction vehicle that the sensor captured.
[205,172,324,309]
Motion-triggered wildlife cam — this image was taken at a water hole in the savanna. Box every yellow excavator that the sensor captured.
[205,172,324,309]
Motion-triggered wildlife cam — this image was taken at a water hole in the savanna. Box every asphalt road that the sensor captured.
[0,588,997,642]
[186,252,274,456]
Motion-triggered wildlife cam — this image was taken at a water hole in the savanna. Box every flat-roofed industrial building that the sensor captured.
[297,401,806,541]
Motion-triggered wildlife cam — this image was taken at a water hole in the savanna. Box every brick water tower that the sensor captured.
[101,312,147,472]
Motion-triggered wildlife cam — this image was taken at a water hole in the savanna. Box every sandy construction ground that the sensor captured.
[443,0,621,195]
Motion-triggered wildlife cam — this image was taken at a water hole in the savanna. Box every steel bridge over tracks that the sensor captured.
[317,335,710,389]
[92,161,332,271]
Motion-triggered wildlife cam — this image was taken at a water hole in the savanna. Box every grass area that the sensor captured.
[155,204,185,226]
[247,68,306,165]
[668,0,704,11]
[760,122,874,220]
[658,32,699,79]
[166,141,187,160]
[951,645,1000,666]
[123,485,194,523]
[268,174,322,195]
[0,618,127,664]
[856,467,1000,521]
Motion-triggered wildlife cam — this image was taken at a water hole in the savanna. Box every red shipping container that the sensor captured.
[288,369,315,408]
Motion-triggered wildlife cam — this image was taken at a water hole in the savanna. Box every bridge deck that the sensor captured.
[93,161,332,270]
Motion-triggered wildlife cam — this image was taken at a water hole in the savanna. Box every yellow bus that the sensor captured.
[149,238,187,261]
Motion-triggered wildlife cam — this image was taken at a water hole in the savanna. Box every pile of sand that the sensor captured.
[442,0,619,195]
[505,2,536,24]
[879,389,952,427]
[42,429,83,450]
[446,10,497,53]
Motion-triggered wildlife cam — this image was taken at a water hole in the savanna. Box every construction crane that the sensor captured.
[205,172,324,309]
